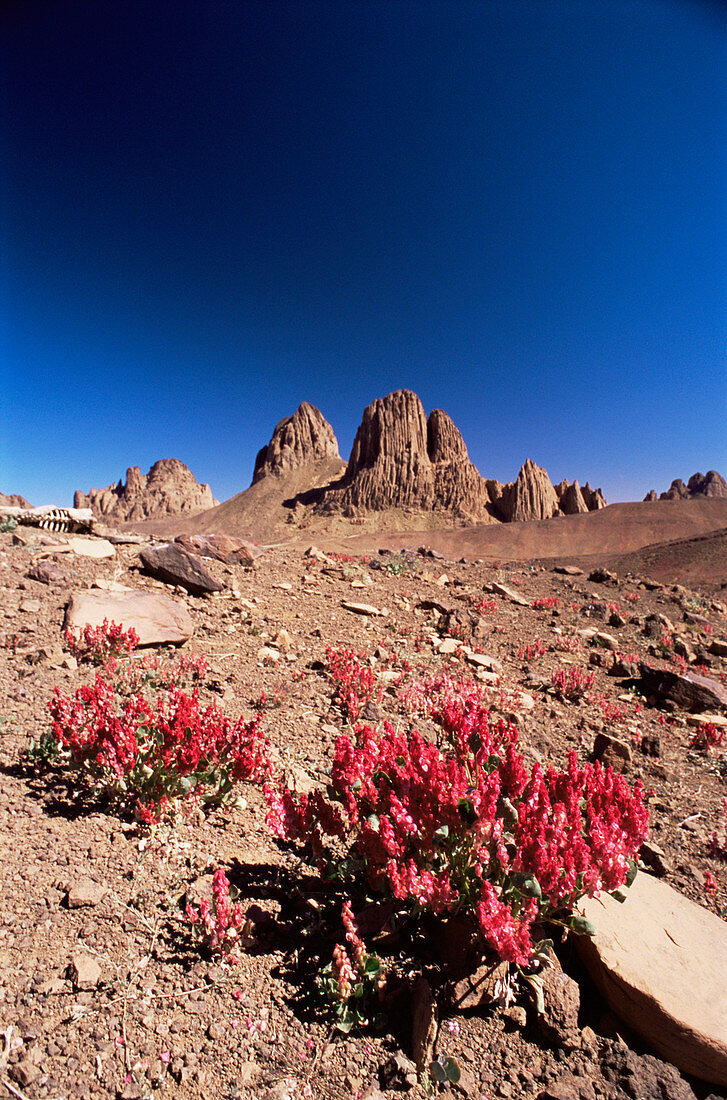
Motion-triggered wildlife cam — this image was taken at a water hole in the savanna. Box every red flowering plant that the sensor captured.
[551,666,594,703]
[43,675,274,823]
[264,678,648,969]
[64,618,140,668]
[185,868,253,963]
[319,900,387,1032]
[325,645,383,723]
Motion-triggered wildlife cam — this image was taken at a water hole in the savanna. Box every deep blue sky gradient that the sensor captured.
[2,0,726,506]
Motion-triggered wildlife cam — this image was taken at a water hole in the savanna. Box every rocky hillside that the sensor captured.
[74,459,218,522]
[645,471,727,502]
[0,522,726,1099]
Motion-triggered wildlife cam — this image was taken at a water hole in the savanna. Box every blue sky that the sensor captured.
[2,0,726,506]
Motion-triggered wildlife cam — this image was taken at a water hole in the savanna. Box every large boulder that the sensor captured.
[174,534,262,567]
[65,590,194,646]
[575,872,727,1085]
[74,459,218,522]
[139,544,224,596]
[639,663,727,712]
[252,402,341,484]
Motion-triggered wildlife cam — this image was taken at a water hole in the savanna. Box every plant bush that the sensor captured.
[44,674,273,823]
[264,681,648,966]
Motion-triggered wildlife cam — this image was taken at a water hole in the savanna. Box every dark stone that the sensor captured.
[139,544,224,596]
[639,663,727,712]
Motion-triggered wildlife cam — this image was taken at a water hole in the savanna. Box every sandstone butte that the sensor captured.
[644,470,727,502]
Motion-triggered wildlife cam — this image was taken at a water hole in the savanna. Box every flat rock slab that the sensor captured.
[575,872,727,1085]
[639,663,727,712]
[341,601,384,616]
[65,590,194,646]
[139,543,224,595]
[490,582,530,607]
[40,537,116,559]
[175,534,262,567]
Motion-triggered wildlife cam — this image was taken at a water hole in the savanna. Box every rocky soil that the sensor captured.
[0,526,726,1100]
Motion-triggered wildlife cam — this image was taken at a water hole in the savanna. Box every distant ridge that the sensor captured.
[113,389,608,542]
[644,471,727,502]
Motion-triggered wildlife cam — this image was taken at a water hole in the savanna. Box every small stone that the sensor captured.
[437,638,461,655]
[380,1051,418,1089]
[10,1061,41,1087]
[341,601,383,617]
[67,877,106,908]
[70,952,103,989]
[411,977,437,1073]
[504,1005,527,1028]
[451,959,509,1011]
[592,732,632,772]
[640,841,672,877]
[536,970,581,1047]
[257,646,280,663]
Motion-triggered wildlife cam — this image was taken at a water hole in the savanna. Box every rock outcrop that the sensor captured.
[644,471,727,502]
[487,462,606,523]
[74,459,218,523]
[319,391,493,521]
[252,403,341,484]
[0,492,32,509]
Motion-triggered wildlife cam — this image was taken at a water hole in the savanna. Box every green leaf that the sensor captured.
[625,860,638,888]
[433,824,449,841]
[429,1061,447,1084]
[367,814,380,830]
[335,1017,353,1034]
[364,956,381,976]
[610,889,628,904]
[571,914,597,937]
[443,1057,461,1084]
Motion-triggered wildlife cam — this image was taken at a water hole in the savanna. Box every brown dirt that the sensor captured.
[0,525,726,1100]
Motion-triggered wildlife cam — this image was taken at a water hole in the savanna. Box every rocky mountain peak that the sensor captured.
[74,460,218,522]
[488,462,607,523]
[252,402,341,485]
[327,390,492,519]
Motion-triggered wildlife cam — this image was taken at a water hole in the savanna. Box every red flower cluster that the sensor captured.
[689,722,724,754]
[48,675,273,822]
[532,597,560,611]
[325,645,383,722]
[264,679,648,965]
[551,666,594,702]
[185,868,249,962]
[64,619,139,666]
[474,598,498,616]
[518,638,545,661]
